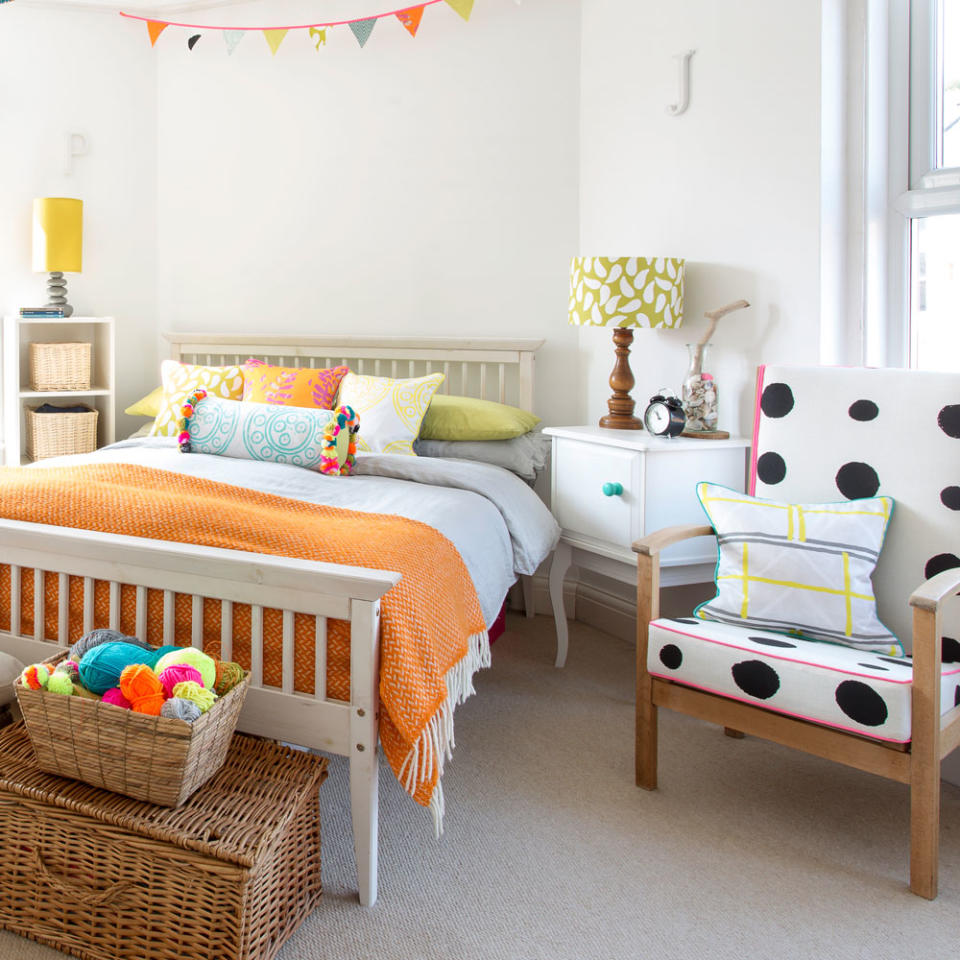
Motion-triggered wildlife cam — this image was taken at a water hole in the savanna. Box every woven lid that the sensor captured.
[0,723,327,867]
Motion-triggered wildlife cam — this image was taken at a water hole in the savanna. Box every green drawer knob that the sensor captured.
[602,482,623,497]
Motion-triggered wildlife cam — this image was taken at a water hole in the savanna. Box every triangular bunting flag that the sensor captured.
[223,30,244,55]
[309,26,327,50]
[146,20,168,46]
[349,17,377,48]
[263,28,288,55]
[395,6,425,37]
[444,0,473,20]
[187,33,201,50]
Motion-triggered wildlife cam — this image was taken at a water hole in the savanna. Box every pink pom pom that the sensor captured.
[178,431,190,444]
[101,687,132,710]
[158,663,203,700]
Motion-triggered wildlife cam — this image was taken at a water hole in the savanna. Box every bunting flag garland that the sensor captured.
[223,30,244,55]
[263,28,288,55]
[348,17,376,48]
[121,0,475,54]
[396,6,425,37]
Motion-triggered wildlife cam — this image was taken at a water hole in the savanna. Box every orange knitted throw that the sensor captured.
[0,464,488,818]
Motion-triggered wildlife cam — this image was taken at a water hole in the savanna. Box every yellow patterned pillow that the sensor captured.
[150,360,245,437]
[337,371,444,456]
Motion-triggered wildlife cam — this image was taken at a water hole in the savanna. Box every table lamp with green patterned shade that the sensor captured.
[569,256,685,430]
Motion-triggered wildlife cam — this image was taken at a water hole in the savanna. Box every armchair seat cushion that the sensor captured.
[648,617,960,743]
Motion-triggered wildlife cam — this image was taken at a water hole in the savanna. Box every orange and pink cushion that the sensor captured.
[242,359,349,410]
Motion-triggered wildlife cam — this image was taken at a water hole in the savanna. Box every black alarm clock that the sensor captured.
[643,389,686,437]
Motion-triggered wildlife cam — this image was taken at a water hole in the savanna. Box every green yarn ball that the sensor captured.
[154,648,216,690]
[46,671,74,696]
[78,642,154,696]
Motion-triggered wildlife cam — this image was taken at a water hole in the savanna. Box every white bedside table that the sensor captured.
[543,425,750,666]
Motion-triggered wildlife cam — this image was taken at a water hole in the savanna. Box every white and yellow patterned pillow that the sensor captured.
[150,360,244,437]
[337,371,444,456]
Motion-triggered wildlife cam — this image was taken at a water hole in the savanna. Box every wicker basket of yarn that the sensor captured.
[14,647,250,807]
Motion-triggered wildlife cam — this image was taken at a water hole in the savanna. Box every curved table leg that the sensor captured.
[520,574,535,619]
[549,541,573,668]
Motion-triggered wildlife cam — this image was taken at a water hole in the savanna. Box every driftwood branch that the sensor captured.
[690,299,750,376]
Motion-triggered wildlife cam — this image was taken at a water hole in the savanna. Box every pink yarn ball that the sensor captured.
[101,687,132,710]
[158,664,203,700]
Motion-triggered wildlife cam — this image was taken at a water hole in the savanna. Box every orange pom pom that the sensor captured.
[119,663,165,716]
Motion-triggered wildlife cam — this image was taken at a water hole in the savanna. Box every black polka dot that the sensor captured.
[925,553,960,581]
[878,656,912,667]
[848,399,878,421]
[943,637,960,663]
[756,452,786,485]
[659,644,683,670]
[731,660,780,699]
[938,405,960,439]
[835,461,880,499]
[761,383,795,419]
[748,636,797,648]
[835,680,888,726]
[857,662,890,671]
[941,487,960,511]
[673,618,699,625]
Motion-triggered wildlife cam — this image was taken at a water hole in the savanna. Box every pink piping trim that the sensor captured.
[652,621,960,684]
[749,364,765,496]
[119,2,444,31]
[648,670,911,744]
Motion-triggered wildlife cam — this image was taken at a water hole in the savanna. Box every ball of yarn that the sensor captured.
[79,642,155,696]
[158,664,203,700]
[172,680,217,714]
[46,671,74,696]
[154,648,216,690]
[101,687,132,709]
[145,645,183,669]
[119,664,165,716]
[19,664,50,690]
[160,697,203,723]
[69,628,151,663]
[214,660,245,697]
[55,660,80,684]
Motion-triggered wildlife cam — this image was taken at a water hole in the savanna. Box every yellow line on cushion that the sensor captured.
[797,506,806,542]
[787,506,794,541]
[843,551,852,637]
[741,543,749,618]
[801,508,887,518]
[717,574,873,601]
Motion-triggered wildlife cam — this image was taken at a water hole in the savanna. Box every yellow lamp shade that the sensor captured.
[33,198,83,273]
[568,256,684,329]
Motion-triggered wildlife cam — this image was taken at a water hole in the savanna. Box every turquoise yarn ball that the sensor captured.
[79,642,154,696]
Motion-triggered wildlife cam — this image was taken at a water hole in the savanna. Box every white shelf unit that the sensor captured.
[1,316,116,466]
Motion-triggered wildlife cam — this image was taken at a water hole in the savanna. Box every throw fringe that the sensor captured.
[398,628,491,837]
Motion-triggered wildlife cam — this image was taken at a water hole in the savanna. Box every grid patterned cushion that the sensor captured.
[648,617,960,743]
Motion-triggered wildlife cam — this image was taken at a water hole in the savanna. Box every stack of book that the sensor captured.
[19,307,65,319]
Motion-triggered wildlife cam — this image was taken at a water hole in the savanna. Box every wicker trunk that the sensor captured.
[0,724,327,960]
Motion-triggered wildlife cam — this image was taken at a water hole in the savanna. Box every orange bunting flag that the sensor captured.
[395,5,425,37]
[443,0,473,20]
[146,20,169,46]
[263,28,288,55]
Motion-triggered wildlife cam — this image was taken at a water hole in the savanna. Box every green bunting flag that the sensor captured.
[348,17,377,47]
[223,30,244,54]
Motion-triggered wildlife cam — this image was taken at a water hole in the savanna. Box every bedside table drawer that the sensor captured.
[553,439,639,547]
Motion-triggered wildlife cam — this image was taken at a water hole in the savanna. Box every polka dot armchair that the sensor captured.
[634,364,960,899]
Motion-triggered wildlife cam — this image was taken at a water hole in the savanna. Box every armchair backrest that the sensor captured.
[750,364,960,652]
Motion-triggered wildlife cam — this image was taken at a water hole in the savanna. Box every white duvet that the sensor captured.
[33,438,560,626]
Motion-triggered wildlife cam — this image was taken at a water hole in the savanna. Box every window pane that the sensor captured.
[942,0,960,167]
[910,214,960,371]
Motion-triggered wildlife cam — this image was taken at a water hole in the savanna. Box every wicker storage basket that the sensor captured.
[29,341,92,391]
[0,723,326,960]
[25,404,99,460]
[15,650,251,807]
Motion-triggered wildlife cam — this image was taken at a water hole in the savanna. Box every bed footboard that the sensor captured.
[0,518,398,907]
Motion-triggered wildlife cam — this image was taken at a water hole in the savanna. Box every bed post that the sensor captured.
[350,598,381,907]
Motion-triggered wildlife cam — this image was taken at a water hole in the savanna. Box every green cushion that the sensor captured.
[124,385,163,418]
[419,394,540,442]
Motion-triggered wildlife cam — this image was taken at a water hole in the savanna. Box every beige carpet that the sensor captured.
[2,613,959,960]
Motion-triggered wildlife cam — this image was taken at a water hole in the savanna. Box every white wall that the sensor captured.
[155,0,582,423]
[0,4,157,439]
[579,0,822,438]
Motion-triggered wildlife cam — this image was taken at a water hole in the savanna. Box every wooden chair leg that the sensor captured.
[636,552,659,790]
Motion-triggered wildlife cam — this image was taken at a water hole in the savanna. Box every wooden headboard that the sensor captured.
[163,334,544,412]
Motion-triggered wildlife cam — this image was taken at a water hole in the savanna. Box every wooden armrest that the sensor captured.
[633,524,714,557]
[909,567,960,613]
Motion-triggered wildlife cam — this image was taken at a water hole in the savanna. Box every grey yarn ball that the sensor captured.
[161,698,202,723]
[69,629,152,662]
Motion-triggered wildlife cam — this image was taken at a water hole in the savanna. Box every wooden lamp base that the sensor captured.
[598,326,643,430]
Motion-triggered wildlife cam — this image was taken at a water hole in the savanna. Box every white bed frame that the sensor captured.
[0,333,543,907]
